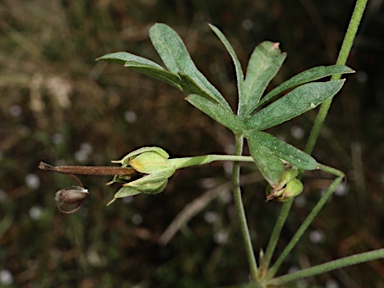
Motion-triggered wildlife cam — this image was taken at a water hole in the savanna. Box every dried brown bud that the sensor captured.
[55,186,89,214]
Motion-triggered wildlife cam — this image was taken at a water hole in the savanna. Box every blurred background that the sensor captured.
[1,0,384,287]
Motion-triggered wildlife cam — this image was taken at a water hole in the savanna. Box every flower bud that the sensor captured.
[113,147,171,173]
[107,147,176,204]
[266,169,303,202]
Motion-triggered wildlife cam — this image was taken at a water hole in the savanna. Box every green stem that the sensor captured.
[169,155,254,169]
[259,199,293,277]
[270,248,384,285]
[262,0,367,279]
[267,174,343,279]
[305,0,368,155]
[232,135,259,282]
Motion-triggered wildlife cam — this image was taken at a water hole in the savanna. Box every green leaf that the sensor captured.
[97,51,164,67]
[177,73,222,101]
[248,131,318,170]
[209,24,244,114]
[258,65,355,107]
[247,137,285,185]
[186,94,244,134]
[149,23,231,111]
[245,80,345,131]
[241,41,286,117]
[97,52,182,89]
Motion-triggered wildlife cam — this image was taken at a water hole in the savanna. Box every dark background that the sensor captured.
[1,0,384,287]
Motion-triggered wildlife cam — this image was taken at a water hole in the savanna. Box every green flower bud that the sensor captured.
[113,147,171,173]
[278,178,303,201]
[266,169,303,202]
[107,147,176,204]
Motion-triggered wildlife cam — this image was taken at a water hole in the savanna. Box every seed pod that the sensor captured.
[55,186,89,214]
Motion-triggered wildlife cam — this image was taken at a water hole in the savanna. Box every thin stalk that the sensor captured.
[169,155,254,169]
[232,135,259,283]
[270,248,384,285]
[259,199,293,277]
[305,0,368,155]
[267,175,343,279]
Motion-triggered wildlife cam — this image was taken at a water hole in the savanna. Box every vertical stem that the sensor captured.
[259,199,293,276]
[267,175,343,279]
[305,0,368,155]
[232,134,259,281]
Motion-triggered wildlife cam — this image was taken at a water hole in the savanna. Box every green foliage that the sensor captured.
[98,23,353,187]
[90,4,379,284]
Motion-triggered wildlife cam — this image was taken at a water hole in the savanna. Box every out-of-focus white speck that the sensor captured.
[291,125,305,139]
[0,269,13,285]
[29,206,43,220]
[25,174,40,189]
[335,182,349,196]
[125,110,137,123]
[80,143,93,154]
[214,230,228,244]
[74,143,93,163]
[309,229,325,243]
[326,279,339,288]
[204,211,217,223]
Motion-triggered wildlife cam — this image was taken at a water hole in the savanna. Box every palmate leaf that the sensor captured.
[241,42,287,118]
[245,80,345,132]
[97,52,182,89]
[257,65,355,108]
[149,23,232,111]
